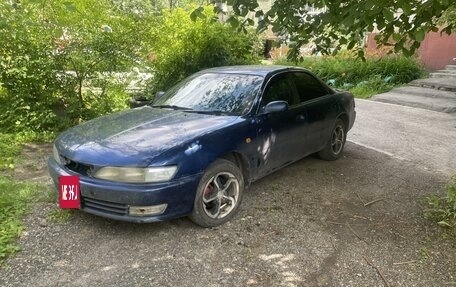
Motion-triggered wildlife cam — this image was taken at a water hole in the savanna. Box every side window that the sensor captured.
[293,72,328,102]
[262,73,299,107]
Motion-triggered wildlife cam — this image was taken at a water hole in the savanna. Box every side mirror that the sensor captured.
[262,100,288,114]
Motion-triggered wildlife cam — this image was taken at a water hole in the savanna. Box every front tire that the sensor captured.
[318,118,346,161]
[190,159,244,227]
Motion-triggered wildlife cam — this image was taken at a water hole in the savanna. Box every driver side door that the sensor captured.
[255,72,308,177]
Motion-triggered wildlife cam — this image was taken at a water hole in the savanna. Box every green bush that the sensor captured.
[63,73,133,124]
[0,2,263,132]
[0,1,64,132]
[275,53,424,98]
[349,75,396,99]
[0,0,147,133]
[145,7,262,95]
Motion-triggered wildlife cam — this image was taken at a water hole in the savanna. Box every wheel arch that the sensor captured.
[337,113,349,131]
[221,151,251,186]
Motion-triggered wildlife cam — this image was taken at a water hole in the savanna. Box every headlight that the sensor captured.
[53,144,62,165]
[94,166,178,183]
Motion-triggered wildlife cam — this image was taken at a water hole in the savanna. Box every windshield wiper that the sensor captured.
[150,104,192,111]
[152,105,232,115]
[185,110,232,115]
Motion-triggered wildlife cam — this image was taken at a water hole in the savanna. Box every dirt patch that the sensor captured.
[7,143,53,183]
[1,143,455,287]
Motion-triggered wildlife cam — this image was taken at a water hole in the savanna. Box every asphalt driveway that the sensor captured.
[349,99,456,176]
[1,141,454,287]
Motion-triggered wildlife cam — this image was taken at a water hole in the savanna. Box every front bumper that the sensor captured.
[48,157,203,223]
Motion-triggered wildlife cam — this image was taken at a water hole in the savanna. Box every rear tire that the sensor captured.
[190,159,244,227]
[318,118,346,161]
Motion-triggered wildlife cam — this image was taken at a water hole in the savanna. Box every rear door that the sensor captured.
[293,72,338,154]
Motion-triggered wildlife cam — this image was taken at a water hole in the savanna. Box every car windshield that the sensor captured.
[153,73,264,115]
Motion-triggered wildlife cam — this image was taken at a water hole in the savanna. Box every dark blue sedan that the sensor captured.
[48,65,356,227]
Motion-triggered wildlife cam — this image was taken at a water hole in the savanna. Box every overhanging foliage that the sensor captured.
[214,0,455,60]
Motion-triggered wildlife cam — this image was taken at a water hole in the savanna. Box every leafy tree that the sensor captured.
[0,0,152,130]
[145,6,262,94]
[0,1,262,132]
[216,0,455,59]
[0,1,64,131]
[41,0,150,120]
[440,2,456,27]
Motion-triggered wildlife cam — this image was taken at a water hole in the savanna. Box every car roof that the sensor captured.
[200,65,310,77]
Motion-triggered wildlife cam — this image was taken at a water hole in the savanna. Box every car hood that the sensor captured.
[56,106,240,166]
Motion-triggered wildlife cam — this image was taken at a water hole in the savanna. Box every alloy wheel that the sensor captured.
[331,125,345,155]
[202,172,240,219]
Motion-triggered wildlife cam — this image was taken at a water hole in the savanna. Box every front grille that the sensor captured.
[82,196,128,216]
[65,160,92,176]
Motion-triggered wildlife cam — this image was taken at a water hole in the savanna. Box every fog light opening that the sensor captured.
[129,204,167,216]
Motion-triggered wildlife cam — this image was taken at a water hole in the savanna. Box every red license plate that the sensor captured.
[59,176,81,209]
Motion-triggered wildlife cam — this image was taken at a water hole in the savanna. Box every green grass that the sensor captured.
[0,131,55,263]
[348,77,398,99]
[418,247,430,263]
[275,53,425,98]
[349,84,393,99]
[0,177,51,262]
[422,176,456,238]
[47,208,74,223]
[0,131,55,171]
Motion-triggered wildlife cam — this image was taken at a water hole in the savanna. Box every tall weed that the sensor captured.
[423,176,456,237]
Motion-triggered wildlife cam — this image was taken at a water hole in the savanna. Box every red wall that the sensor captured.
[366,32,456,71]
[418,32,456,70]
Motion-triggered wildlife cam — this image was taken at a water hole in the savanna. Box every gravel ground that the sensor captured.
[1,142,455,287]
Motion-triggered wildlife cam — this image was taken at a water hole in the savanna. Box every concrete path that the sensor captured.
[373,65,456,113]
[349,99,456,176]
